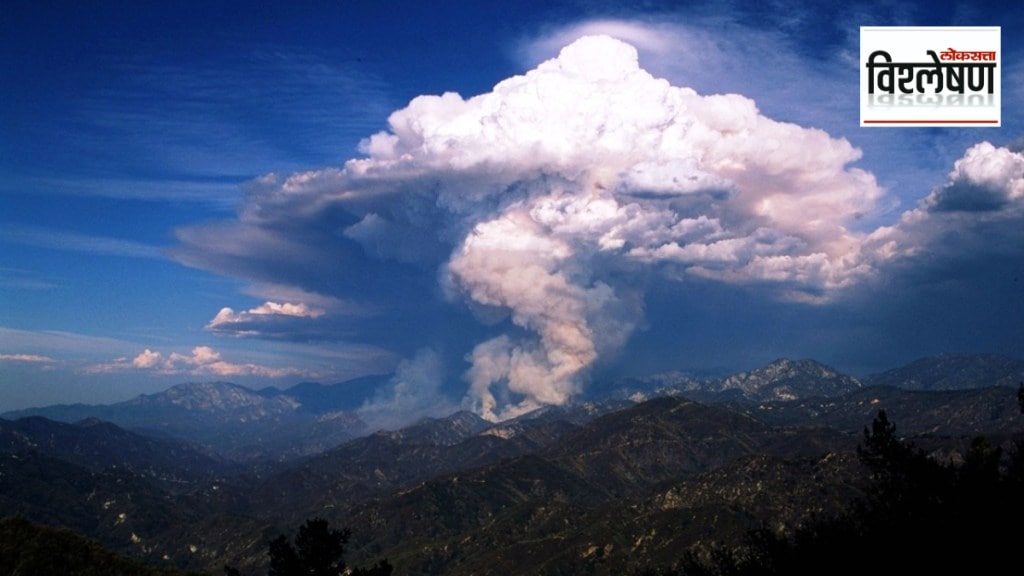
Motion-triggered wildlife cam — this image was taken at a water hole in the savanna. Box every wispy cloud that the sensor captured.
[0,267,59,290]
[0,353,55,364]
[0,326,399,410]
[0,327,139,359]
[0,225,165,259]
[14,176,245,208]
[69,49,396,181]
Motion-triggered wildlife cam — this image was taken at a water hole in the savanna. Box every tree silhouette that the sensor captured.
[269,518,349,576]
[264,518,391,573]
[225,518,391,576]
[652,409,1024,575]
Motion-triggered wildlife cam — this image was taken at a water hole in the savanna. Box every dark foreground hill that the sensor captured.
[0,516,201,576]
[216,387,1022,575]
[3,353,1023,575]
[0,416,236,490]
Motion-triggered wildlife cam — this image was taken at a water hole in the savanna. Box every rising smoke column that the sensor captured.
[451,208,634,420]
[358,36,881,420]
[179,35,889,421]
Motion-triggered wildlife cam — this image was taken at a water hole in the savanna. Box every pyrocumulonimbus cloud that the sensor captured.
[353,35,881,420]
[172,35,1024,421]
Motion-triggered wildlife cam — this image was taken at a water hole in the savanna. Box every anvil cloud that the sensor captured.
[7,3,1021,416]
[171,35,1014,421]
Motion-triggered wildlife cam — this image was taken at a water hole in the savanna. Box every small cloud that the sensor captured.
[864,141,1024,267]
[0,353,55,364]
[923,142,1024,213]
[205,301,333,340]
[87,345,318,379]
[208,300,325,328]
[132,348,163,369]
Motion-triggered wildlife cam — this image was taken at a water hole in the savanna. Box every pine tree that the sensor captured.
[263,518,392,576]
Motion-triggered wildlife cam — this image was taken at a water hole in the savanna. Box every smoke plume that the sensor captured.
[176,36,910,421]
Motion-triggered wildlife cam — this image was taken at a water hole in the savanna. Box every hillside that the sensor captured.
[863,353,1024,390]
[2,381,372,462]
[0,416,235,489]
[0,516,200,576]
[2,353,1022,574]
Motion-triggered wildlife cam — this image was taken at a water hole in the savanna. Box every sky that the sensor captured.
[1,1,1022,421]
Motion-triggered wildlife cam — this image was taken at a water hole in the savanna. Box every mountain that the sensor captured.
[599,358,862,403]
[746,384,1024,438]
[2,381,373,462]
[257,374,389,413]
[0,451,204,566]
[605,354,1023,407]
[0,416,235,489]
[5,353,1024,574]
[377,410,492,446]
[863,353,1024,391]
[251,402,645,525]
[5,368,1024,575]
[0,516,199,576]
[331,397,860,575]
[716,358,863,401]
[544,398,776,496]
[9,354,1018,465]
[251,409,573,522]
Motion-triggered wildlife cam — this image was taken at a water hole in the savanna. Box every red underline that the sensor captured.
[863,119,1000,124]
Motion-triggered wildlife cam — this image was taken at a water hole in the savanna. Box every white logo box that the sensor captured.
[860,26,1001,127]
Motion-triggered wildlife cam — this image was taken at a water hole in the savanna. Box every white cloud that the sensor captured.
[88,345,317,379]
[0,353,55,364]
[207,301,326,334]
[170,33,1024,421]
[353,36,882,419]
[924,142,1024,212]
[200,295,379,342]
[131,348,163,369]
[863,142,1024,267]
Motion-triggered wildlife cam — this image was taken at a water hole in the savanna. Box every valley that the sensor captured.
[2,353,1023,574]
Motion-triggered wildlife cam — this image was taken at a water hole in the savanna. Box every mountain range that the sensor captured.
[2,375,388,462]
[2,353,1023,574]
[7,354,1023,464]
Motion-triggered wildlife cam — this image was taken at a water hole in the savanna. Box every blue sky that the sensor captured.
[1,1,1022,420]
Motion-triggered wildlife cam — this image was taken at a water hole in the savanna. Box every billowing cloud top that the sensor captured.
[172,36,1023,422]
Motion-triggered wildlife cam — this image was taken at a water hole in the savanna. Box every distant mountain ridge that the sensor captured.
[256,374,387,413]
[718,358,863,400]
[599,358,863,403]
[137,381,297,412]
[1,379,378,462]
[0,416,234,487]
[4,354,1021,463]
[863,353,1024,390]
